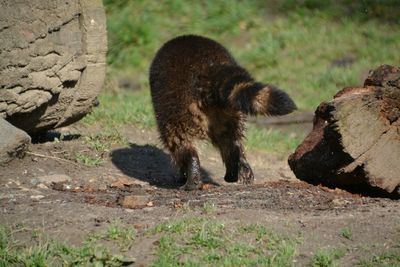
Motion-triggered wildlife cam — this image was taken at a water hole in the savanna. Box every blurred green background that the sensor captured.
[84,0,400,154]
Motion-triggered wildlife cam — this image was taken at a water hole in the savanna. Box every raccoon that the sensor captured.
[149,35,296,190]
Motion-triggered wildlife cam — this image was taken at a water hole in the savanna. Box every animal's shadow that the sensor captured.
[111,144,216,188]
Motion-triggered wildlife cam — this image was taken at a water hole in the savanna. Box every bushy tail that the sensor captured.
[227,82,297,116]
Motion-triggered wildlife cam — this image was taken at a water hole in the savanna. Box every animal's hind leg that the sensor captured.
[172,145,202,190]
[209,123,254,185]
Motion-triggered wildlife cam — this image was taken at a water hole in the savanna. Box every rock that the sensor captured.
[118,195,151,209]
[0,118,31,164]
[0,0,107,133]
[30,195,45,200]
[288,65,400,196]
[36,174,72,185]
[36,183,49,189]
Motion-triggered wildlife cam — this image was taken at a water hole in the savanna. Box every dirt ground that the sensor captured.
[1,124,399,266]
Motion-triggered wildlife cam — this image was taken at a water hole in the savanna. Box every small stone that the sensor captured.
[30,178,40,186]
[52,182,71,191]
[36,183,49,189]
[98,185,107,191]
[332,198,350,206]
[30,195,45,200]
[111,177,136,189]
[36,174,71,185]
[118,195,150,209]
[143,207,154,212]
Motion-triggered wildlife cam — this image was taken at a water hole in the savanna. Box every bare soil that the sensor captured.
[0,124,399,266]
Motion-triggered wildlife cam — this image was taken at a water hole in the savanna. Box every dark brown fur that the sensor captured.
[149,35,296,190]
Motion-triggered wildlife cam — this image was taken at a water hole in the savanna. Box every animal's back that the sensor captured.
[150,35,235,96]
[149,35,236,142]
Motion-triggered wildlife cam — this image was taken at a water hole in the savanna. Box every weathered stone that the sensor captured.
[0,118,31,164]
[0,0,107,133]
[118,195,151,209]
[288,65,400,196]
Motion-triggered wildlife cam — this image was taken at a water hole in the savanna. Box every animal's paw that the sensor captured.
[180,181,202,191]
[224,173,239,183]
[238,161,254,185]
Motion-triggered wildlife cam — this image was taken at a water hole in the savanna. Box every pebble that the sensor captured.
[30,195,45,200]
[118,195,151,209]
[36,174,72,185]
[36,183,49,189]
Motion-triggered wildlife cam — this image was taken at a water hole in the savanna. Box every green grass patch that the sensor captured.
[245,125,305,156]
[104,0,400,110]
[86,221,136,251]
[358,251,400,267]
[340,227,352,240]
[83,90,156,129]
[0,225,135,267]
[75,152,103,167]
[310,247,346,267]
[152,215,297,266]
[72,129,128,166]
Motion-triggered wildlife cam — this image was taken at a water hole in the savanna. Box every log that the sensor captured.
[288,65,400,196]
[0,0,107,133]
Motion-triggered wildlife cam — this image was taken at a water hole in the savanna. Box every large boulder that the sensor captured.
[288,65,400,196]
[0,0,107,133]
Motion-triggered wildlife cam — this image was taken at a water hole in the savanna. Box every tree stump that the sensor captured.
[288,65,400,196]
[0,0,107,133]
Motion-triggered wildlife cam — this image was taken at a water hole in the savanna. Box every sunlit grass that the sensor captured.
[87,0,400,155]
[82,90,156,129]
[103,0,400,110]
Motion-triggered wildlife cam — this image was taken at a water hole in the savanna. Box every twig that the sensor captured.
[26,151,80,167]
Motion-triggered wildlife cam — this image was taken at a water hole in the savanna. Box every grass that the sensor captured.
[310,247,346,267]
[246,125,306,155]
[86,221,136,251]
[340,227,352,240]
[103,0,400,110]
[358,251,400,267]
[75,152,103,166]
[152,215,297,266]
[82,90,156,129]
[0,224,135,267]
[2,215,399,267]
[73,128,128,166]
[84,1,400,155]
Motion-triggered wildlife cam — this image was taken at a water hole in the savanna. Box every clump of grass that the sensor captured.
[151,215,297,266]
[310,247,346,267]
[82,90,155,129]
[201,202,216,215]
[358,251,400,267]
[0,225,135,267]
[245,125,305,156]
[74,129,128,167]
[75,152,103,167]
[340,227,352,240]
[83,129,127,153]
[86,221,136,251]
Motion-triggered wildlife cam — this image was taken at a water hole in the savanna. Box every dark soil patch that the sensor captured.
[0,124,399,266]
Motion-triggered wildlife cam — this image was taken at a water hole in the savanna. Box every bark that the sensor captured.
[0,0,107,133]
[288,65,400,196]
